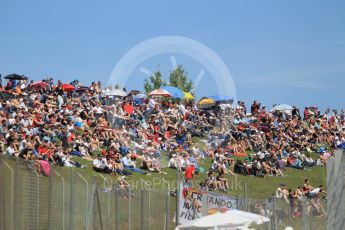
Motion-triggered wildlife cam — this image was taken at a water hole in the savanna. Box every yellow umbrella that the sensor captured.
[197,98,216,109]
[198,98,215,105]
[183,92,194,100]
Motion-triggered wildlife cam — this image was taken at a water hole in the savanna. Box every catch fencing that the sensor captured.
[0,156,173,230]
[239,195,327,230]
[236,149,344,230]
[326,149,345,230]
[1,150,344,230]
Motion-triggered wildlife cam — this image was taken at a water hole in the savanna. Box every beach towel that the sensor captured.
[39,160,51,176]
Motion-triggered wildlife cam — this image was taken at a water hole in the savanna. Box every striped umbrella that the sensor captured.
[32,81,48,88]
[149,89,172,97]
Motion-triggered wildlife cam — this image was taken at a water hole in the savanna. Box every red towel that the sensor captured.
[39,160,51,176]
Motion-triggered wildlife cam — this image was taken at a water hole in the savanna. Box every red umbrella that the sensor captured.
[124,104,134,114]
[32,81,48,88]
[61,84,75,92]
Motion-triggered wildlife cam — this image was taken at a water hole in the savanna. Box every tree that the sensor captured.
[144,70,166,94]
[169,65,193,92]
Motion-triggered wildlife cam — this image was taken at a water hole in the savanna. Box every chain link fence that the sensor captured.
[237,196,327,230]
[0,156,172,230]
[2,151,344,230]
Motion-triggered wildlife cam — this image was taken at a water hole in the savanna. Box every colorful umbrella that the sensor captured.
[32,81,48,88]
[183,92,194,100]
[160,86,184,98]
[124,104,134,114]
[61,84,75,92]
[198,98,215,105]
[197,98,216,109]
[208,95,233,102]
[149,89,172,97]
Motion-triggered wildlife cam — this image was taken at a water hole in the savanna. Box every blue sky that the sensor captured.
[0,0,344,110]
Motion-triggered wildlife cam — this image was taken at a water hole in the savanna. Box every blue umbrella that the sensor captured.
[160,86,184,99]
[208,95,233,102]
[134,98,143,105]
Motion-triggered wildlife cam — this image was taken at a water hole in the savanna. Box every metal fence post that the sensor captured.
[36,170,39,230]
[192,197,196,220]
[271,196,276,230]
[90,180,97,229]
[3,160,14,230]
[69,169,75,230]
[140,189,144,230]
[201,188,208,217]
[115,188,119,230]
[165,191,171,230]
[334,150,345,230]
[0,156,4,230]
[76,172,89,230]
[54,170,65,230]
[14,158,21,230]
[128,187,131,230]
[264,199,269,230]
[107,188,111,230]
[302,197,309,230]
[140,189,145,230]
[176,182,180,226]
[95,185,104,230]
[148,188,151,230]
[287,199,292,227]
[326,158,335,230]
[48,165,54,230]
[243,183,248,211]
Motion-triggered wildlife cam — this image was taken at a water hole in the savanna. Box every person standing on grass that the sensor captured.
[308,185,327,217]
[184,163,196,187]
[303,179,314,196]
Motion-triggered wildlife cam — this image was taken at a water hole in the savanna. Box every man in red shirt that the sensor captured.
[184,164,195,186]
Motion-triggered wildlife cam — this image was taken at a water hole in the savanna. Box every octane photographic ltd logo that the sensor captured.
[107,35,237,102]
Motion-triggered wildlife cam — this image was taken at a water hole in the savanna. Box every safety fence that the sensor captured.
[2,150,344,230]
[326,149,345,230]
[240,196,327,230]
[0,156,173,230]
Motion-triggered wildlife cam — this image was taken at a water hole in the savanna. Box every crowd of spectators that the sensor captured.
[275,179,327,217]
[0,75,344,190]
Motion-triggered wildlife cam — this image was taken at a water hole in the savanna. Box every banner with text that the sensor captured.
[178,185,237,224]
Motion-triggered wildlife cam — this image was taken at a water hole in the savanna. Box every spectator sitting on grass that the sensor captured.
[121,153,146,174]
[93,154,110,173]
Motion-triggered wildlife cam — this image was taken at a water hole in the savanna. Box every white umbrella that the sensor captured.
[104,88,127,97]
[271,104,293,112]
[148,89,172,97]
[225,210,270,225]
[175,212,252,230]
[134,93,147,99]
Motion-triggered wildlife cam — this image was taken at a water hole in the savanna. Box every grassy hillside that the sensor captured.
[69,137,327,199]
